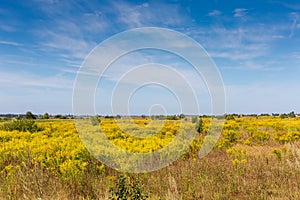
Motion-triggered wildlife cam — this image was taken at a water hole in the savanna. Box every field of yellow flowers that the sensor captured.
[0,116,300,199]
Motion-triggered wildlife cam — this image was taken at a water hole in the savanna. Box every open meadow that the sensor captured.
[1,115,300,199]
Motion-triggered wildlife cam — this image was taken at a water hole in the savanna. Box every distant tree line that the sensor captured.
[223,112,298,120]
[0,111,74,120]
[0,112,298,121]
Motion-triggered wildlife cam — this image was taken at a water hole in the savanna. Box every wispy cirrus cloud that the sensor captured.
[111,1,192,28]
[188,17,291,64]
[32,0,109,67]
[194,28,270,60]
[234,8,248,17]
[289,12,299,38]
[222,60,285,71]
[183,13,293,73]
[290,52,300,59]
[0,71,73,89]
[0,40,22,46]
[208,10,222,17]
[39,30,95,60]
[0,24,16,32]
[273,1,300,10]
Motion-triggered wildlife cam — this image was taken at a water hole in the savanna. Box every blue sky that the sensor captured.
[0,0,300,115]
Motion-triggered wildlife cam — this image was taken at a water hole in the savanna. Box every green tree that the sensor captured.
[25,111,36,119]
[280,113,287,119]
[167,115,179,120]
[43,112,50,119]
[196,118,203,133]
[192,116,198,123]
[91,115,100,126]
[53,114,62,119]
[179,113,185,119]
[288,111,296,118]
[116,115,121,119]
[225,114,235,120]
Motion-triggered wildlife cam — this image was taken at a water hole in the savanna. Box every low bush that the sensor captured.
[0,120,43,133]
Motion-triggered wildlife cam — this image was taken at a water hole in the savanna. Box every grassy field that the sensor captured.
[0,116,300,199]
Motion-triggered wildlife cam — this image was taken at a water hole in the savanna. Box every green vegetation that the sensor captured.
[109,174,149,200]
[43,112,50,119]
[91,115,100,126]
[25,111,36,119]
[0,119,43,133]
[195,117,203,133]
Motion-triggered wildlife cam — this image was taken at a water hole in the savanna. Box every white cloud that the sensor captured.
[71,46,210,94]
[290,52,300,59]
[222,61,285,71]
[210,51,266,60]
[276,2,300,10]
[32,1,109,63]
[38,30,95,60]
[111,1,192,28]
[0,71,73,89]
[0,24,16,32]
[187,21,290,62]
[271,35,285,39]
[0,40,22,46]
[208,10,222,17]
[234,8,248,17]
[289,12,299,38]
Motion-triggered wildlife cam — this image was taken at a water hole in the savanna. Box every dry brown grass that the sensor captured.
[1,146,300,199]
